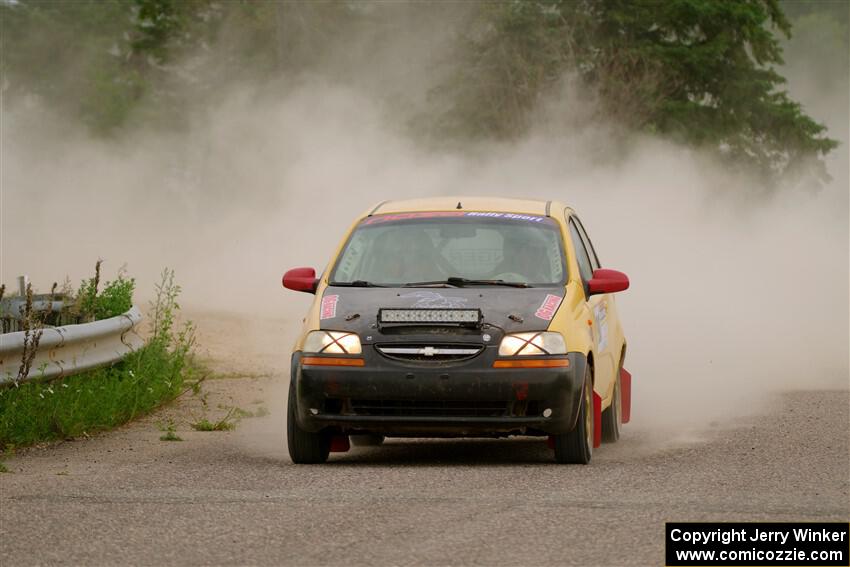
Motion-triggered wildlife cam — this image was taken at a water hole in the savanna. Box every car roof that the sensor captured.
[366,197,571,217]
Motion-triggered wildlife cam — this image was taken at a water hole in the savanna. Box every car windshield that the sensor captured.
[329,212,567,287]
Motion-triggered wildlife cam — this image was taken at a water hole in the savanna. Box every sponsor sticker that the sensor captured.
[364,212,466,225]
[320,294,339,320]
[535,294,563,320]
[594,302,609,351]
[464,212,547,223]
[363,211,550,225]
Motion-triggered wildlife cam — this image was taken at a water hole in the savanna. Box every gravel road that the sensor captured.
[1,314,847,566]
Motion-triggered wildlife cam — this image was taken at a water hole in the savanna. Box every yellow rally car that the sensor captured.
[282,197,631,464]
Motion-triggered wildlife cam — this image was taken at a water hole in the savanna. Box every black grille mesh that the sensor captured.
[375,343,483,363]
[349,399,509,418]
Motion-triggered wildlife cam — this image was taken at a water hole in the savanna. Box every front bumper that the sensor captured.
[291,348,587,436]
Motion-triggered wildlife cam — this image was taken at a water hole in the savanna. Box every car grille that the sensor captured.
[375,343,484,363]
[349,399,509,418]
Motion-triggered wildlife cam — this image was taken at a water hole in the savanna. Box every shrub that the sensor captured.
[73,260,136,322]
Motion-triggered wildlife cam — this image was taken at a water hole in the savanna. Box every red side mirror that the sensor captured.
[283,267,319,294]
[587,269,629,296]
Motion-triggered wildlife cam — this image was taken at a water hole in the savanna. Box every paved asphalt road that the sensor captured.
[1,372,847,566]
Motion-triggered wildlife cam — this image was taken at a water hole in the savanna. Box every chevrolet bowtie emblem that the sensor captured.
[421,346,438,356]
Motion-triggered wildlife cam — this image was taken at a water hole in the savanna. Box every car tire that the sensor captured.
[601,366,621,443]
[553,365,593,464]
[350,434,385,447]
[287,381,330,464]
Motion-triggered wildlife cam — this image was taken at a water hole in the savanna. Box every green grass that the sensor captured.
[0,461,8,473]
[190,408,237,432]
[159,428,183,442]
[191,418,235,432]
[0,342,198,449]
[0,268,196,450]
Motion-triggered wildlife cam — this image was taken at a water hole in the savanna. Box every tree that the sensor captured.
[1,0,141,133]
[0,0,217,133]
[430,0,838,181]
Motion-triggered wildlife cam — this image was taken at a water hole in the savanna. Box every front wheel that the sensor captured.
[552,365,593,464]
[287,382,330,464]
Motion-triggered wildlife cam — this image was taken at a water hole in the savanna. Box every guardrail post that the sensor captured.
[18,275,29,297]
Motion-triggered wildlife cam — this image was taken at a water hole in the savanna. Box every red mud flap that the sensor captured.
[592,392,601,448]
[621,367,632,424]
[329,435,350,453]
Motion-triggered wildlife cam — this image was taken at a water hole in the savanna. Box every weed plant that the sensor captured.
[190,407,237,432]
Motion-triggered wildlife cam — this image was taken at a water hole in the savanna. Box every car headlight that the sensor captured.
[303,330,362,354]
[498,332,566,356]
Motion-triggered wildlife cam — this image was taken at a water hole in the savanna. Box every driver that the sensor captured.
[493,235,551,283]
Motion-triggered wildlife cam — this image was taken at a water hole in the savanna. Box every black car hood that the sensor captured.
[318,286,564,343]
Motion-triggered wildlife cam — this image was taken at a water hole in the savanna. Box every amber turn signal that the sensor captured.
[302,356,365,367]
[493,359,570,369]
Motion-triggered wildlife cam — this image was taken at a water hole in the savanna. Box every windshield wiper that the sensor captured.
[401,280,462,288]
[448,277,530,288]
[403,277,530,288]
[330,280,387,287]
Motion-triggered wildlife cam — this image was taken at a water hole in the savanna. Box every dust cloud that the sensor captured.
[1,10,847,445]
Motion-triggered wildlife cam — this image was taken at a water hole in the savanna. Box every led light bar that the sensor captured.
[379,308,482,326]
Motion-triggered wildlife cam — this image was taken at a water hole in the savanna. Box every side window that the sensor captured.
[573,216,600,270]
[568,219,594,282]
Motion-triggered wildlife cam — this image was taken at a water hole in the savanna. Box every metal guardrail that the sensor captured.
[1,296,67,333]
[0,306,144,385]
[0,297,66,318]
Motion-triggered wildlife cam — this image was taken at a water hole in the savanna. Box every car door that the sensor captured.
[567,216,616,400]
